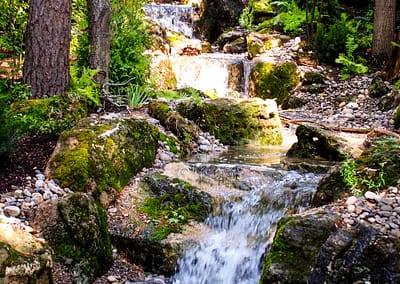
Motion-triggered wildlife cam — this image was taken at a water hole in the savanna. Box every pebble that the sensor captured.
[4,205,21,217]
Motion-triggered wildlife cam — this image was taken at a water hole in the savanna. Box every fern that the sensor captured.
[70,66,101,106]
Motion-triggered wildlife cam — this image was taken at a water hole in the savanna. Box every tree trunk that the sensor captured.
[23,0,72,98]
[372,0,396,58]
[88,0,112,85]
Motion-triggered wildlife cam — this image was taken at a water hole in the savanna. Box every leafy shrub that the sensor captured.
[335,35,368,79]
[70,65,101,107]
[314,12,372,65]
[110,0,153,86]
[0,0,28,58]
[71,0,89,69]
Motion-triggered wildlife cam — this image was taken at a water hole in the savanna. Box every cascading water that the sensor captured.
[168,162,323,284]
[143,4,198,39]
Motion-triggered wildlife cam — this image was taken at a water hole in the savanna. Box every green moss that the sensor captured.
[9,94,87,136]
[251,62,300,105]
[141,174,212,240]
[47,118,159,198]
[177,98,282,145]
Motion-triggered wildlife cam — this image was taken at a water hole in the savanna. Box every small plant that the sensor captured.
[70,66,101,107]
[341,158,388,196]
[126,84,150,108]
[341,158,360,195]
[335,35,368,79]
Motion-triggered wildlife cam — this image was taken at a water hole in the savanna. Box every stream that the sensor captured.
[170,156,322,284]
[143,4,324,283]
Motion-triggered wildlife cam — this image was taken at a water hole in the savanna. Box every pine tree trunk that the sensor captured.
[23,0,72,98]
[88,0,112,85]
[372,0,396,58]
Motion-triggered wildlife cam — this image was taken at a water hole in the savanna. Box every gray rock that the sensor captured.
[4,205,21,217]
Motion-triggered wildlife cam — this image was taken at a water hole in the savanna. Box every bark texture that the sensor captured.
[23,0,72,98]
[372,0,396,57]
[88,0,112,84]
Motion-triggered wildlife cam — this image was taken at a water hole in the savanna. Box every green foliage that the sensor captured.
[110,0,153,86]
[71,0,89,68]
[0,80,32,157]
[239,8,254,29]
[70,66,101,107]
[341,158,387,196]
[335,32,368,79]
[259,0,307,34]
[314,12,372,67]
[0,0,28,58]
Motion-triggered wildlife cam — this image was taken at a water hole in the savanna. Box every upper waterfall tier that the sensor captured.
[143,4,199,38]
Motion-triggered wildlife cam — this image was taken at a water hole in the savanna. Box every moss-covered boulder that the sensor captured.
[368,75,389,98]
[31,193,112,283]
[287,124,362,160]
[260,210,337,284]
[312,136,400,206]
[247,32,282,58]
[249,61,300,105]
[45,116,159,205]
[260,207,400,284]
[176,97,282,145]
[0,222,53,283]
[110,173,212,275]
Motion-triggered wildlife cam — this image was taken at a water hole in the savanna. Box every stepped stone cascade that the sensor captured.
[143,4,200,39]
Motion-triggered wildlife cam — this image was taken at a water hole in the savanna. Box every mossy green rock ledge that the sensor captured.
[176,97,282,145]
[260,208,400,283]
[249,61,300,105]
[45,115,159,205]
[110,173,212,275]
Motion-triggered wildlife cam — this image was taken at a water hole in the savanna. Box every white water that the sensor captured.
[171,53,246,97]
[143,4,198,38]
[172,164,322,284]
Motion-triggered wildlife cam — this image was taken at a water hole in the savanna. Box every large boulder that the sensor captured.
[246,32,282,58]
[110,173,212,275]
[260,209,337,284]
[286,124,363,161]
[45,115,159,206]
[176,97,282,145]
[0,220,54,283]
[31,193,112,283]
[260,208,400,283]
[313,135,400,206]
[197,0,245,43]
[249,61,300,105]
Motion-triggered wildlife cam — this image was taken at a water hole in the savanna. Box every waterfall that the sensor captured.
[170,162,322,284]
[171,54,246,97]
[143,4,198,39]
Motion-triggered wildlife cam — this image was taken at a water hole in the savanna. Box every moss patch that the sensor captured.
[177,98,282,145]
[46,117,159,199]
[140,173,212,240]
[250,61,300,105]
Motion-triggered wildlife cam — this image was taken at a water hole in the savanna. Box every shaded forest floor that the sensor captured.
[0,134,57,193]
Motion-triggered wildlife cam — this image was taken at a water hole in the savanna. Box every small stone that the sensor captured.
[389,222,399,230]
[347,204,356,213]
[108,207,118,214]
[32,192,44,203]
[345,196,358,206]
[4,205,21,217]
[380,211,392,217]
[43,190,52,200]
[390,230,400,238]
[35,179,44,188]
[23,188,32,197]
[364,191,381,202]
[367,217,376,223]
[14,189,23,197]
[380,205,393,212]
[107,275,118,283]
